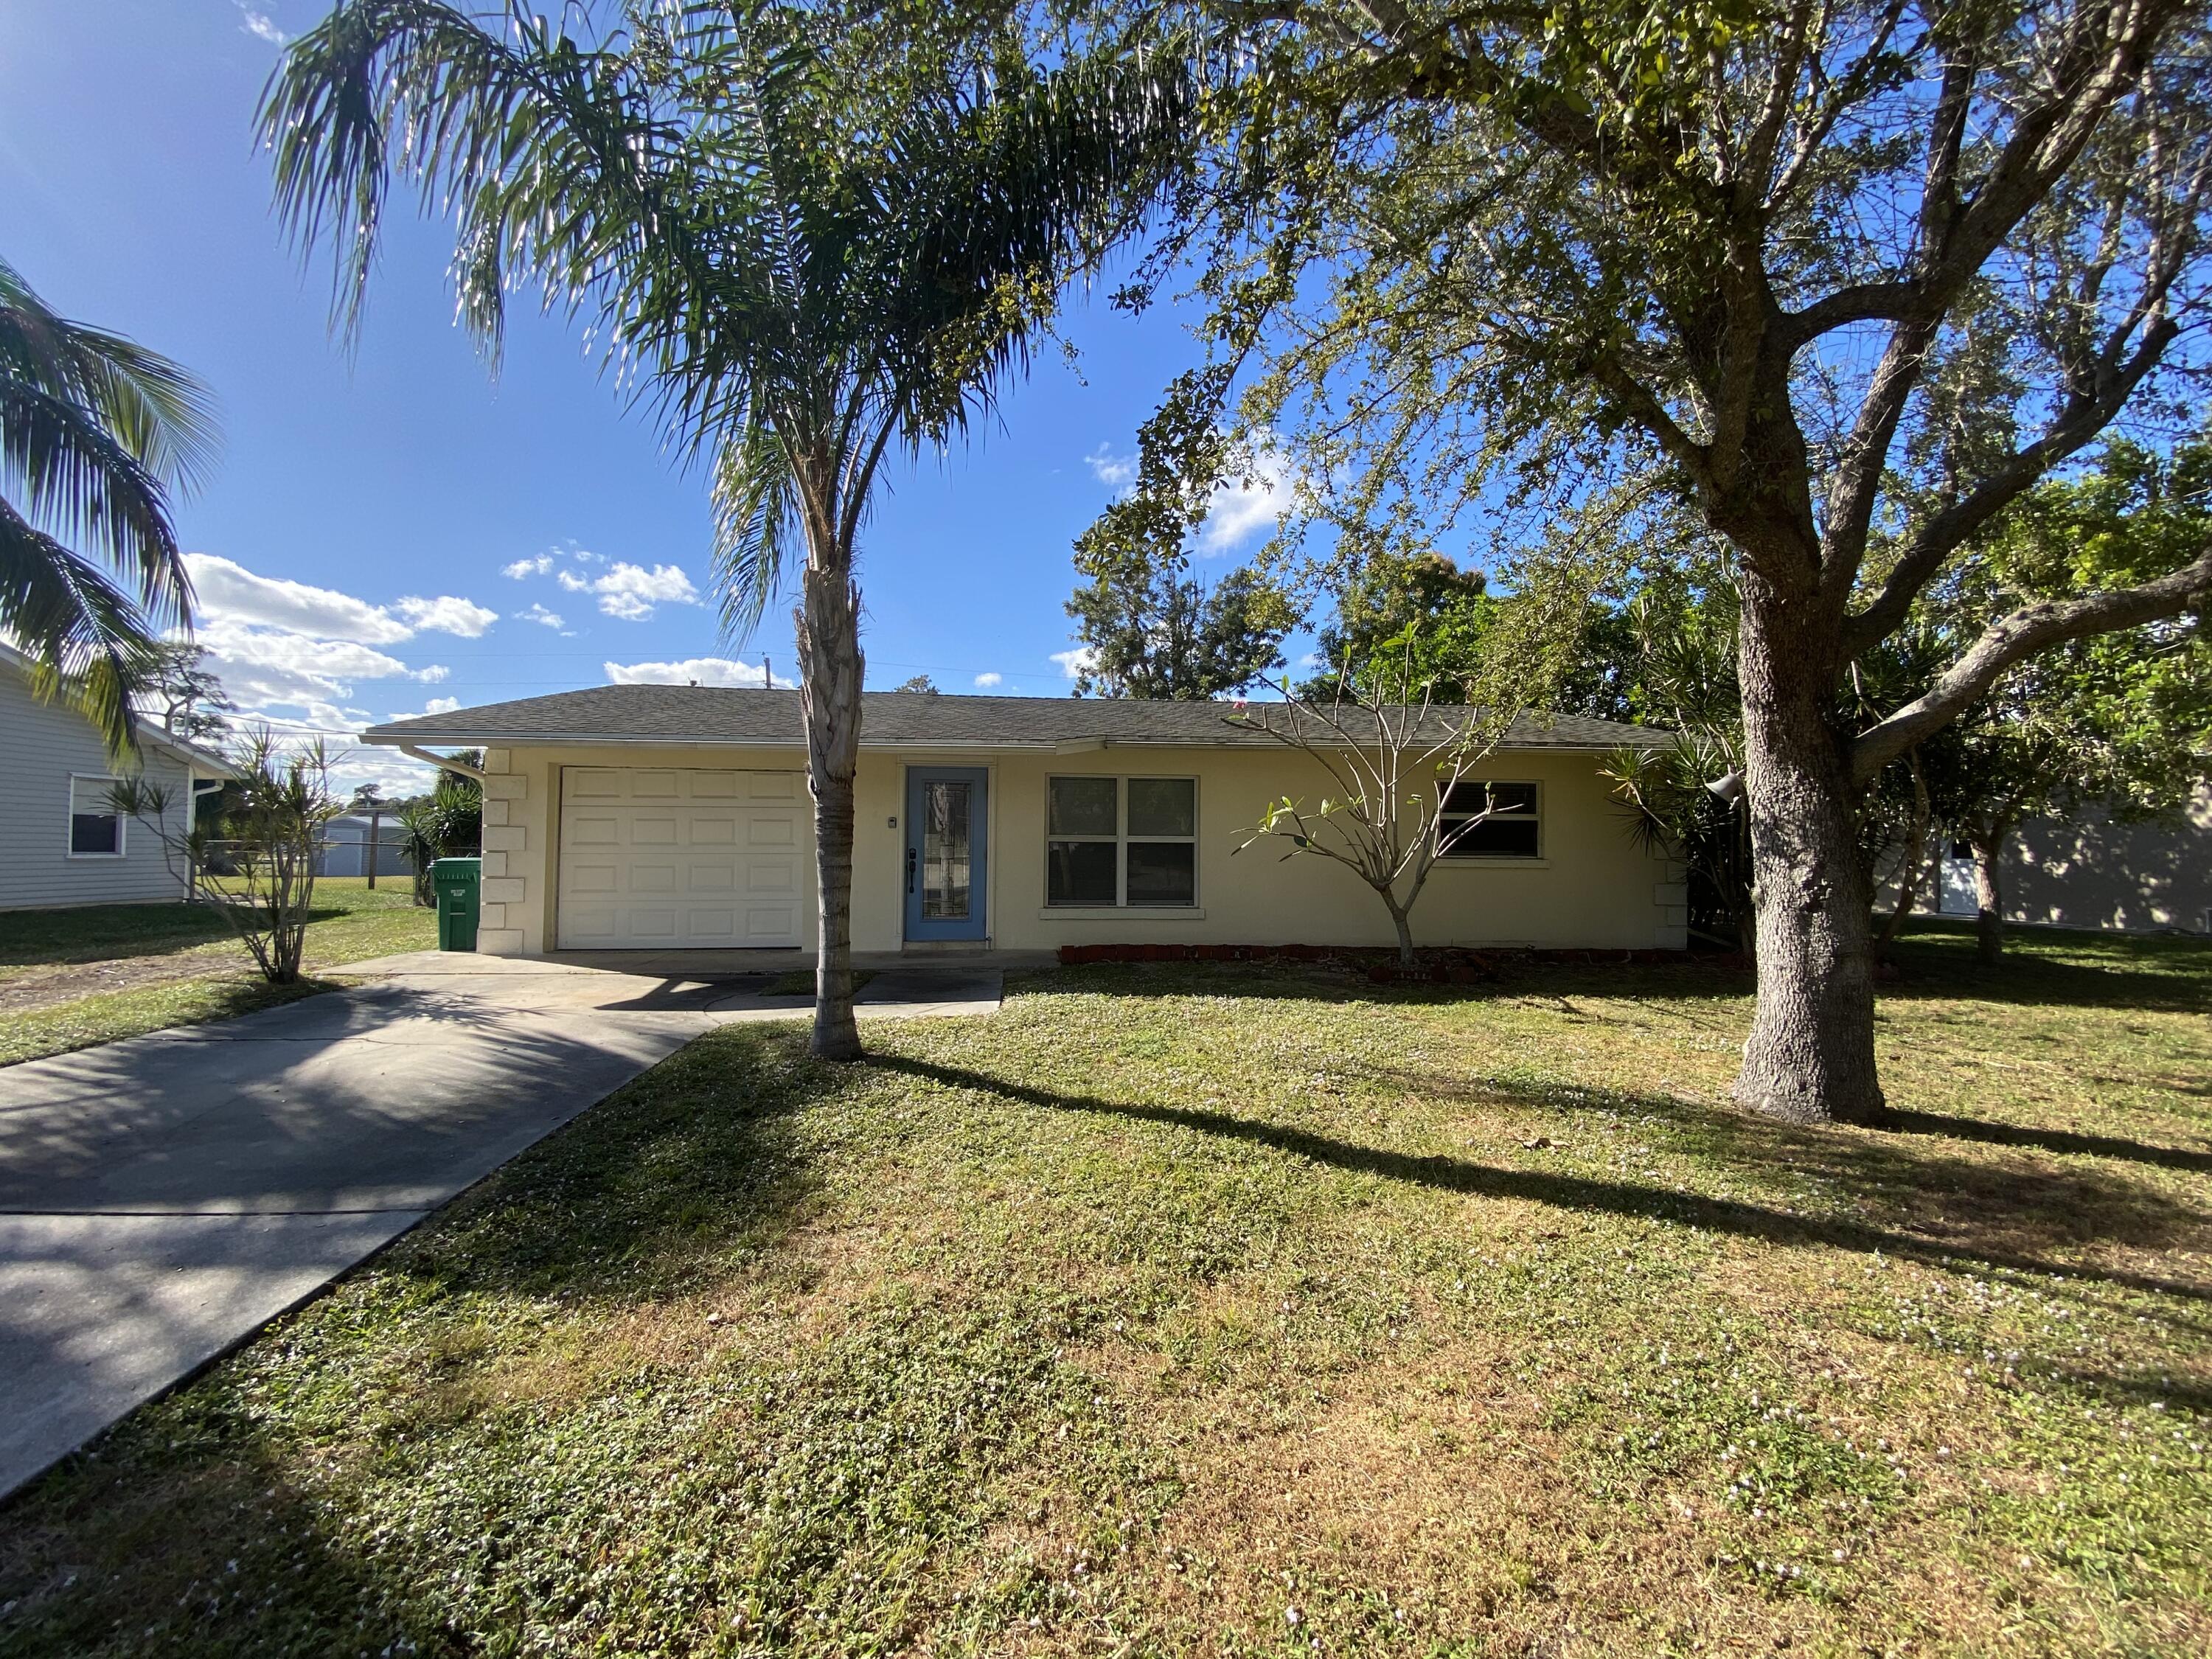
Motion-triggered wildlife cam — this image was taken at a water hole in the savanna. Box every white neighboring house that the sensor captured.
[1936,789,2212,936]
[319,812,414,879]
[0,642,235,911]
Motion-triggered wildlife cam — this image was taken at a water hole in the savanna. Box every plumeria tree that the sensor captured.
[1229,655,1523,964]
[1231,581,1589,961]
[262,0,1190,1056]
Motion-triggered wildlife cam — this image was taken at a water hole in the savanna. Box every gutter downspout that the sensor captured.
[398,743,488,782]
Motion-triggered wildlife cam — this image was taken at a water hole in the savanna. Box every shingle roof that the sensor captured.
[364,686,1665,753]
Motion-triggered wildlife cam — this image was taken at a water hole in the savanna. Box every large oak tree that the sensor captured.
[1099,0,2212,1121]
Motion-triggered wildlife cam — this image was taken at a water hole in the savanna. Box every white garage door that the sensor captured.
[557,767,808,949]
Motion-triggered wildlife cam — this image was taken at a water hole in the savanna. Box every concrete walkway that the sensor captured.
[0,956,1000,1498]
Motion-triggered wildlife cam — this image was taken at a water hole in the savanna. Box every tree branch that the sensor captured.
[1841,312,2178,656]
[1850,536,2212,782]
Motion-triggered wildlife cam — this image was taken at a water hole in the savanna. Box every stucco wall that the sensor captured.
[0,664,198,911]
[467,740,1685,956]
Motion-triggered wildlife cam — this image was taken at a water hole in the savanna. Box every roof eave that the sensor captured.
[362,728,1659,755]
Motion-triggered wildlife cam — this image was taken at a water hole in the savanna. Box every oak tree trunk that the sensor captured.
[797,561,865,1062]
[1972,832,2008,965]
[1877,748,1930,948]
[1729,579,1887,1126]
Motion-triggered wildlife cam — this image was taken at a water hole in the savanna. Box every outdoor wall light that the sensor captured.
[1706,769,1745,802]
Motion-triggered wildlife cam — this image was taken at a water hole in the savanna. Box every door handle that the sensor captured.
[905,846,917,894]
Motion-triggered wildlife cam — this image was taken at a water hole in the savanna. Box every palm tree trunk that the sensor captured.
[797,560,865,1061]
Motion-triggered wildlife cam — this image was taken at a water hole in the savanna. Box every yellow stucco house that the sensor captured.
[364,687,1686,959]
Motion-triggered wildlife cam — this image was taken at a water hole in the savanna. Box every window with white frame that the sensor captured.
[1437,780,1541,858]
[69,775,124,856]
[1047,776,1197,905]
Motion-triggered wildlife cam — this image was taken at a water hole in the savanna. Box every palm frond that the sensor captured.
[0,254,213,632]
[0,496,159,755]
[710,420,799,644]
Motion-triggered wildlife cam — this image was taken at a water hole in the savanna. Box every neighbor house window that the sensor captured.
[1048,776,1197,905]
[1437,780,1540,858]
[69,775,124,856]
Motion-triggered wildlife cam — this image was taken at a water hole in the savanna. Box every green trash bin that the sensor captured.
[432,857,481,952]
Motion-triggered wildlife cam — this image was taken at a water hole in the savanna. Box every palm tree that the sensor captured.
[262,0,1189,1057]
[1,255,217,751]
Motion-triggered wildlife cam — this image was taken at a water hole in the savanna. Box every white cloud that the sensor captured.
[1051,647,1096,680]
[1197,439,1301,555]
[590,561,699,620]
[521,544,695,615]
[514,602,566,629]
[172,557,472,787]
[198,619,411,686]
[973,672,1004,689]
[395,594,499,637]
[236,4,288,45]
[604,656,792,689]
[1086,445,1135,490]
[187,554,415,644]
[184,552,496,643]
[386,696,462,722]
[1079,437,1303,555]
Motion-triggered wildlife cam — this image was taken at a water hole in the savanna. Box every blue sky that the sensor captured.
[1,1,1298,791]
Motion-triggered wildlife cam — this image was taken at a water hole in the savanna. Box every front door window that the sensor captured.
[921,780,972,919]
[904,767,989,942]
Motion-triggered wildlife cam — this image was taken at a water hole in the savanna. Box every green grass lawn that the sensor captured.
[1,924,2207,1655]
[0,880,437,1065]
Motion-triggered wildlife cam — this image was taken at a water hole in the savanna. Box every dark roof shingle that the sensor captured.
[364,686,1663,751]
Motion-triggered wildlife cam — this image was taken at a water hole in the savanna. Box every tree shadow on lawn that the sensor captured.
[872,1054,2212,1313]
[1882,1109,2212,1175]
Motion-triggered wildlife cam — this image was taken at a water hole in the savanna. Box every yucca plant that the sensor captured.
[111,732,343,983]
[1,255,217,752]
[261,0,1190,1056]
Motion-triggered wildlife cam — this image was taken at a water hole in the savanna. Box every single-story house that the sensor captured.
[319,811,415,879]
[361,687,1685,958]
[0,641,234,911]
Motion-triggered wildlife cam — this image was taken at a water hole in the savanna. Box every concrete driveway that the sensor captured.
[0,955,1000,1498]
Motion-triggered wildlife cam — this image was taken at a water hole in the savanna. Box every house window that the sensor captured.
[1437,780,1540,858]
[69,775,124,856]
[1047,776,1197,905]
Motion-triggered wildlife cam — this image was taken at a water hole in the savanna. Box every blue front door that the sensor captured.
[903,768,989,942]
